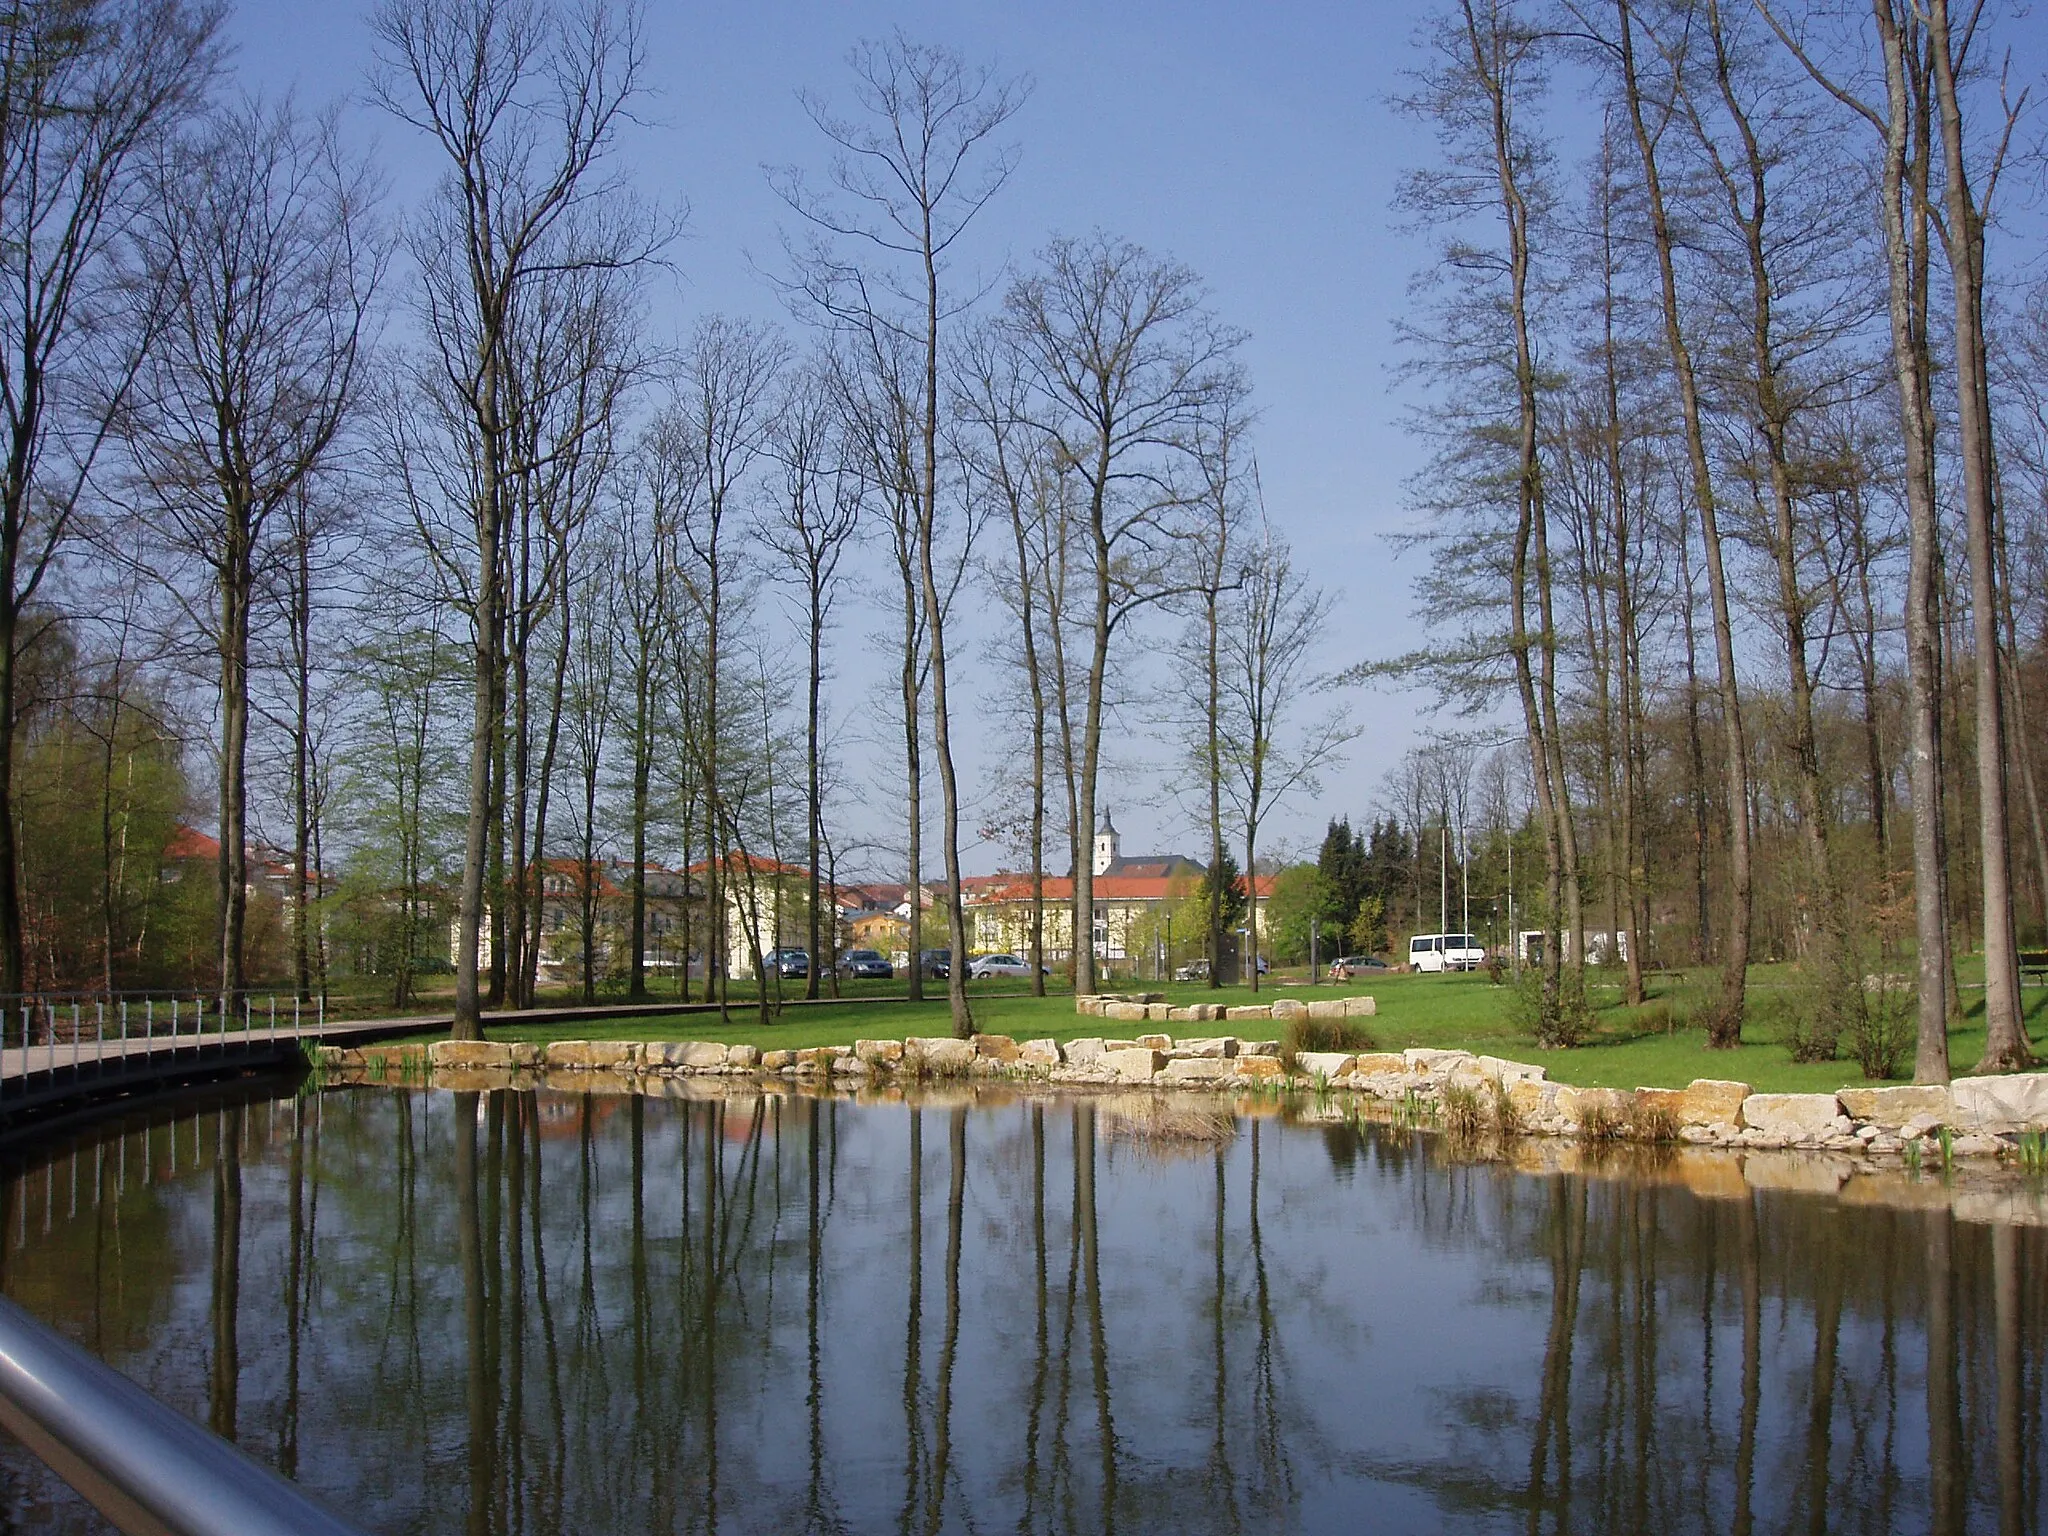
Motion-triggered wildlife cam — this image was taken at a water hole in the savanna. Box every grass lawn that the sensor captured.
[464,964,2048,1095]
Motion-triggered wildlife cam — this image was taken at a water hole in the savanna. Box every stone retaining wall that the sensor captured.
[309,1028,2048,1167]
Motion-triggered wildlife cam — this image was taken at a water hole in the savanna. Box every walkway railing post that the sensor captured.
[70,1005,79,1074]
[45,1003,54,1077]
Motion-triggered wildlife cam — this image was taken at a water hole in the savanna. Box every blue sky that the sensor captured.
[226,0,1464,870]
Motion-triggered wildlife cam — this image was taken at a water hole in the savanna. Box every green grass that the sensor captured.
[462,963,2048,1094]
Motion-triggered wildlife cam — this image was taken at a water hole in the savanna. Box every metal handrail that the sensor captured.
[0,1294,368,1535]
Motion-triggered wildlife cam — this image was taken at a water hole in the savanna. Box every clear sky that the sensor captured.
[236,0,2048,878]
[221,0,1467,872]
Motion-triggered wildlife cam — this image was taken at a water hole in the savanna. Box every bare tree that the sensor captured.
[1006,234,1244,996]
[0,0,221,996]
[126,94,376,1001]
[776,34,1027,1035]
[759,354,859,1000]
[1220,527,1354,991]
[370,0,663,1038]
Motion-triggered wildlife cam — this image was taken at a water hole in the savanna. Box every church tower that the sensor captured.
[1092,810,1120,876]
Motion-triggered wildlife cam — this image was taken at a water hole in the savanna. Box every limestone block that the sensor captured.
[1352,1053,1408,1076]
[1103,1047,1166,1082]
[1242,1040,1281,1057]
[676,1041,730,1070]
[1305,999,1347,1022]
[1167,1007,1203,1023]
[1162,1057,1233,1084]
[1295,1051,1357,1079]
[1065,1037,1106,1064]
[1900,1113,1941,1141]
[1019,1038,1062,1065]
[905,1036,978,1073]
[509,1041,543,1069]
[854,1039,904,1066]
[832,1054,870,1075]
[1475,1055,1545,1085]
[545,1040,638,1071]
[1404,1048,1473,1076]
[1105,1002,1147,1023]
[1950,1073,2048,1133]
[1672,1079,1751,1129]
[1270,998,1307,1022]
[1174,1037,1238,1059]
[1134,993,1166,1005]
[1105,1039,1141,1051]
[1136,1033,1173,1051]
[1951,1132,2008,1159]
[1233,1056,1285,1080]
[1509,1079,1561,1121]
[760,1049,795,1070]
[1344,995,1378,1018]
[1838,1083,1952,1128]
[973,1034,1022,1062]
[1739,1092,1842,1140]
[725,1044,760,1070]
[1145,1004,1172,1022]
[1225,1006,1273,1023]
[432,1040,513,1070]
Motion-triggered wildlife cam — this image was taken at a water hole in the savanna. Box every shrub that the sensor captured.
[1853,976,1912,1081]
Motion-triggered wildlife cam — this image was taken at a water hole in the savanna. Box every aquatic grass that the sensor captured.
[1936,1125,1955,1171]
[1632,1099,1679,1145]
[1441,1083,1485,1139]
[2018,1130,2047,1175]
[1279,1015,1378,1072]
[1487,1076,1522,1138]
[1577,1099,1622,1142]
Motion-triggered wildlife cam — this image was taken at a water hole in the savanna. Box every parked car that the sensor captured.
[968,952,1044,980]
[837,948,894,980]
[1174,958,1211,982]
[1407,933,1486,974]
[918,948,951,979]
[1327,954,1389,980]
[764,947,809,978]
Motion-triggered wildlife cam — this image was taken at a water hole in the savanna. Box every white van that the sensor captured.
[1408,933,1487,973]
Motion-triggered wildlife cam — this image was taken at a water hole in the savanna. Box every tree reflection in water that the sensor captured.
[0,1083,2041,1534]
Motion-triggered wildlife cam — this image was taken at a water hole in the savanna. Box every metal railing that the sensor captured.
[0,1292,366,1535]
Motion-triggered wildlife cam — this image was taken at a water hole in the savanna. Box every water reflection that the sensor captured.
[0,1083,2042,1534]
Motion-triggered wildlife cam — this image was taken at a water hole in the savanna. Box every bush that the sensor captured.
[1504,967,1588,1050]
[1279,1014,1377,1070]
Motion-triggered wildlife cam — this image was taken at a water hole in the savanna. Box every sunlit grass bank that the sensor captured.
[469,963,2048,1095]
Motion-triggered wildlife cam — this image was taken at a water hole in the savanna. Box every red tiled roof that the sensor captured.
[165,825,220,861]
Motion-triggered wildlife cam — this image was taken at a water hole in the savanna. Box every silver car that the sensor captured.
[967,952,1037,980]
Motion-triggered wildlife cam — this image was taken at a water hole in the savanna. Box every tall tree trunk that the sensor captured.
[1617,0,1751,1042]
[1929,0,2030,1070]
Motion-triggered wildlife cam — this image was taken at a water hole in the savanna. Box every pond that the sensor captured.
[0,1078,2043,1534]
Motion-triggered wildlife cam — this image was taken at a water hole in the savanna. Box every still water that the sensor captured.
[0,1079,2043,1535]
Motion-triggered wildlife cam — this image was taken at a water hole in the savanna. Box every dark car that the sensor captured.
[837,948,895,980]
[764,947,809,978]
[1327,954,1389,980]
[918,948,951,979]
